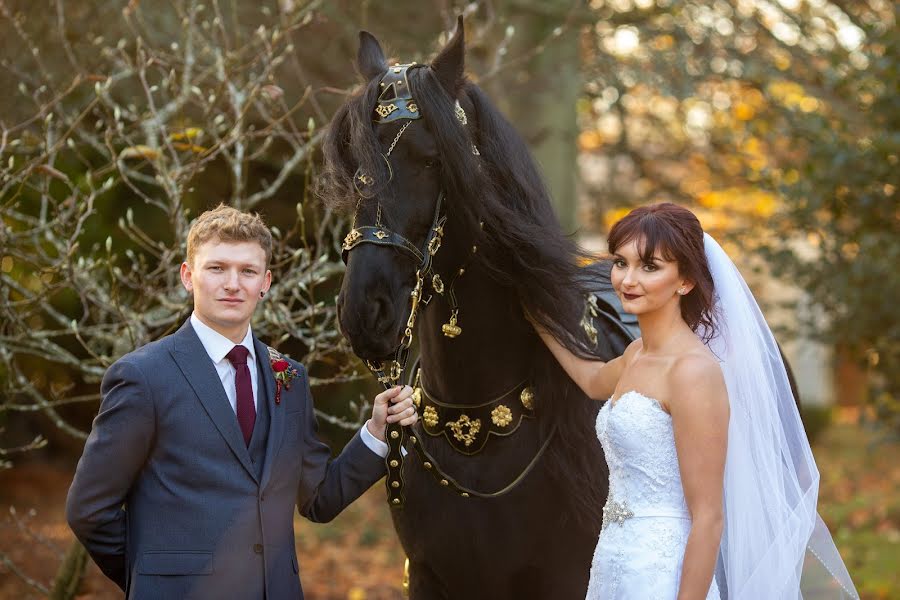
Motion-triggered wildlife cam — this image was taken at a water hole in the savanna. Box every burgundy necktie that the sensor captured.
[226,345,256,446]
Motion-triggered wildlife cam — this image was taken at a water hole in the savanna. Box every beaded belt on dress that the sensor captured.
[602,498,691,528]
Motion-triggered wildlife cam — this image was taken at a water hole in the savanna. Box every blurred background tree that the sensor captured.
[575,0,898,431]
[0,0,361,459]
[0,0,896,598]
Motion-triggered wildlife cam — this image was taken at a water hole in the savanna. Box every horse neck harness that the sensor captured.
[411,367,535,454]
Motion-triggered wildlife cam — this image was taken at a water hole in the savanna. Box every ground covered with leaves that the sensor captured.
[0,416,896,599]
[812,412,900,599]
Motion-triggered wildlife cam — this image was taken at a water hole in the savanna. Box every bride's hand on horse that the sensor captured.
[526,306,634,402]
[367,385,418,441]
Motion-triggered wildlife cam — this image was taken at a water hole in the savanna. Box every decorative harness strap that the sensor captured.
[395,363,557,500]
[402,418,557,500]
[342,225,431,266]
[412,367,536,455]
[401,367,556,499]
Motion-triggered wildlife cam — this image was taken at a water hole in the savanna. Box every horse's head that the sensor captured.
[327,19,477,362]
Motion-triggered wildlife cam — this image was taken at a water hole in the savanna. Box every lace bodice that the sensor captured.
[587,390,719,599]
[596,390,688,515]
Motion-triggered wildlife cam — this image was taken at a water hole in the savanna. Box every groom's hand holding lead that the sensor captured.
[367,385,417,441]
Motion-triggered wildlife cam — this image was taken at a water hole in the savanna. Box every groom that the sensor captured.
[66,204,417,599]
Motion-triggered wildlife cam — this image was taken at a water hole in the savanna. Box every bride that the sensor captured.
[533,203,858,599]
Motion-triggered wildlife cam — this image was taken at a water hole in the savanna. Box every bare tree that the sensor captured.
[0,0,368,593]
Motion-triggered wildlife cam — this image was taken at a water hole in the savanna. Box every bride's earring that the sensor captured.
[677,287,686,295]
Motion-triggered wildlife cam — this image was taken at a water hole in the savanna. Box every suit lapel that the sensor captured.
[256,336,283,492]
[170,321,258,483]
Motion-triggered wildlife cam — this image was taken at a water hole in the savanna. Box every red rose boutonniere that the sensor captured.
[267,347,300,405]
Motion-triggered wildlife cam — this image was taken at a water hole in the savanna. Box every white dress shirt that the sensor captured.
[189,313,388,457]
[191,313,258,413]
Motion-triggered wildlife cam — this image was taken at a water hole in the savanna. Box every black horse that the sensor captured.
[321,19,636,599]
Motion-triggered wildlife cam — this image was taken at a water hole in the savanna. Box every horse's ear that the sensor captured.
[357,31,387,81]
[431,16,465,94]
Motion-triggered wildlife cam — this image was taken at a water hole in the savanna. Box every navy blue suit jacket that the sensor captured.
[66,321,385,599]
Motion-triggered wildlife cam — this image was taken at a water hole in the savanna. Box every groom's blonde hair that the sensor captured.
[186,203,273,266]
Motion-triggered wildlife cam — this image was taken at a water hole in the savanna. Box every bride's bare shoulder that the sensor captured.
[624,337,643,358]
[668,346,728,413]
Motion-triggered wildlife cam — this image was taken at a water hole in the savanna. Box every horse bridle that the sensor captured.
[342,62,446,378]
[341,63,553,507]
[341,186,446,390]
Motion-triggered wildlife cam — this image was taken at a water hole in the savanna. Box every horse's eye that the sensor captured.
[424,158,439,169]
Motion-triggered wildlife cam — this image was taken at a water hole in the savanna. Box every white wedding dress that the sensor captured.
[586,390,720,600]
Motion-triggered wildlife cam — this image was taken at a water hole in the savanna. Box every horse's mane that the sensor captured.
[320,67,608,530]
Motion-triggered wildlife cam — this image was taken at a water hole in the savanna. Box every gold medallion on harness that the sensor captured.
[520,386,535,410]
[342,229,361,249]
[428,235,442,256]
[445,414,481,446]
[423,405,440,428]
[491,404,513,428]
[375,103,399,118]
[432,275,445,294]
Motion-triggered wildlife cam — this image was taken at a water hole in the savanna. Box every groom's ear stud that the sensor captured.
[260,291,265,298]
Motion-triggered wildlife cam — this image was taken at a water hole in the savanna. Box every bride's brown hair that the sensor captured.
[607,202,717,341]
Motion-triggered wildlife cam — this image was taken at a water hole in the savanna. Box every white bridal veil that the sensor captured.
[703,234,858,599]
